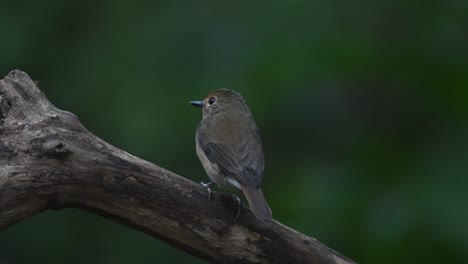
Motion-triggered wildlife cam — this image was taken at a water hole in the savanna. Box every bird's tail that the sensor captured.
[241,186,272,221]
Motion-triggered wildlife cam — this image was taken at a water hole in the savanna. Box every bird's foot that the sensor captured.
[232,194,241,223]
[200,181,213,200]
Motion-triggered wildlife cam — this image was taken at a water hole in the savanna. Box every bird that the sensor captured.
[190,89,272,221]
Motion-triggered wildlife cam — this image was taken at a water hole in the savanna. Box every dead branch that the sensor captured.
[0,70,355,264]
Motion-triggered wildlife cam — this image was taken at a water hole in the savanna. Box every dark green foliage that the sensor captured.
[1,0,467,263]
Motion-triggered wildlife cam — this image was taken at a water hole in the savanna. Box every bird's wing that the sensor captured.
[197,114,264,188]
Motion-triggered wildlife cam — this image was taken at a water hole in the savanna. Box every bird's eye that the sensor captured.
[208,97,217,105]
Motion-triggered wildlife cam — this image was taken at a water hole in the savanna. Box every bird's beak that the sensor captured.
[190,100,204,108]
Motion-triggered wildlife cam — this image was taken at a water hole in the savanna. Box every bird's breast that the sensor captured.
[196,142,223,185]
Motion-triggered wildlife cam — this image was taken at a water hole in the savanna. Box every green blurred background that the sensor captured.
[1,0,467,263]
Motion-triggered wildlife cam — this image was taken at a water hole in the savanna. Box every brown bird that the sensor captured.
[191,89,272,221]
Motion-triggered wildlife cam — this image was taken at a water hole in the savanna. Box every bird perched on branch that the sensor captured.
[191,89,272,221]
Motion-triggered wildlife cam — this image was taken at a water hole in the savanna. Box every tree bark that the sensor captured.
[0,70,356,264]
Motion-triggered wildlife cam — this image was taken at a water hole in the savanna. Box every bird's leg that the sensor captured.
[232,194,241,223]
[200,181,213,200]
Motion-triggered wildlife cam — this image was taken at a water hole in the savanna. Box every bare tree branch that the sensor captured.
[0,70,356,264]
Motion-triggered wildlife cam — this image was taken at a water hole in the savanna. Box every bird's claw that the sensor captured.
[233,194,241,223]
[200,181,213,200]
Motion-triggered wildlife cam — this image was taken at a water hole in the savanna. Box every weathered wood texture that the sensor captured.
[0,70,356,264]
